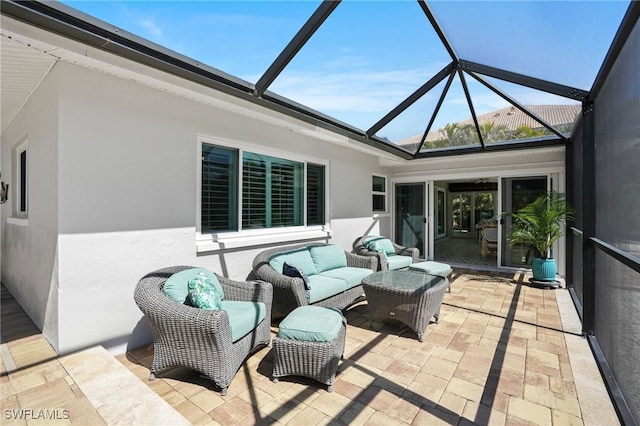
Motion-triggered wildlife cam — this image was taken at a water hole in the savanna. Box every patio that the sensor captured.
[1,271,619,425]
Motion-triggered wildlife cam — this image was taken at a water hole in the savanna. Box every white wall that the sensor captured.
[1,56,570,356]
[53,62,391,354]
[1,63,60,349]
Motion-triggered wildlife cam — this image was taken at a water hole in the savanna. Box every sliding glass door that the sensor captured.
[501,176,547,267]
[395,183,426,256]
[435,187,446,239]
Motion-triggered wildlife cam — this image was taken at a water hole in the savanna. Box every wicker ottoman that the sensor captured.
[272,306,346,392]
[409,261,453,292]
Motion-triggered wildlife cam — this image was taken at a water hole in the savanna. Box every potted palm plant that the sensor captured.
[507,191,573,282]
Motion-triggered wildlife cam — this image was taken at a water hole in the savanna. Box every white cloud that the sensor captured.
[140,19,163,39]
[270,67,435,114]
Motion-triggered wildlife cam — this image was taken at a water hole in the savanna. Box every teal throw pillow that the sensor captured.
[164,268,224,305]
[367,238,396,256]
[367,241,387,258]
[187,271,222,310]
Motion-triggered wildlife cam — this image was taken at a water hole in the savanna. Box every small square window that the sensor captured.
[372,175,386,212]
[372,175,385,192]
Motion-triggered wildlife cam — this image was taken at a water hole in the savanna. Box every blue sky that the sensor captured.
[62,1,630,142]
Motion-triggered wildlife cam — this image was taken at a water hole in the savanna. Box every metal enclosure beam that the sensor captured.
[590,1,640,101]
[367,63,455,137]
[565,134,575,289]
[581,101,596,335]
[1,0,414,161]
[412,136,564,159]
[460,60,589,101]
[466,70,568,141]
[458,69,485,148]
[417,0,458,62]
[415,70,456,154]
[254,1,340,96]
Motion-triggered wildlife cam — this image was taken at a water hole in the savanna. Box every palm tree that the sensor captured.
[511,125,550,140]
[479,121,508,142]
[440,123,460,142]
[508,191,574,259]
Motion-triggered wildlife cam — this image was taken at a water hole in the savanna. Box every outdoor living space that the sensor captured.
[2,271,619,425]
[1,1,638,424]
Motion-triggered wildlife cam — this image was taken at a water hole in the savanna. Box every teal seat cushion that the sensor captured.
[269,248,318,276]
[309,245,347,273]
[320,267,371,289]
[306,275,347,303]
[220,301,266,343]
[277,306,344,342]
[409,261,452,276]
[164,268,224,304]
[385,255,413,270]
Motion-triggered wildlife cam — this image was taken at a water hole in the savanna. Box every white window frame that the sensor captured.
[196,135,331,252]
[14,139,28,219]
[372,173,387,213]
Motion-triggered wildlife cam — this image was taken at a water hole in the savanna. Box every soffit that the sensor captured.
[0,35,56,133]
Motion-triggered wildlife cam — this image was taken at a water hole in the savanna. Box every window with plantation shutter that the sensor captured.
[242,153,303,229]
[200,142,325,234]
[201,144,238,232]
[269,160,303,227]
[307,163,325,225]
[242,153,267,228]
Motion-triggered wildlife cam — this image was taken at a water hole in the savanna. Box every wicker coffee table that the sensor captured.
[361,270,448,341]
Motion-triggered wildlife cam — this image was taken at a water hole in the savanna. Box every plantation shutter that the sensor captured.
[242,153,303,229]
[201,144,238,232]
[242,153,267,229]
[307,163,325,225]
[271,161,303,227]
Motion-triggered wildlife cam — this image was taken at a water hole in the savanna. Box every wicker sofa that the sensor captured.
[134,266,273,396]
[252,243,377,318]
[352,236,420,271]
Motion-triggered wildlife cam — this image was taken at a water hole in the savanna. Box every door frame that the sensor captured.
[435,186,447,239]
[387,149,565,273]
[500,176,550,267]
[392,180,429,259]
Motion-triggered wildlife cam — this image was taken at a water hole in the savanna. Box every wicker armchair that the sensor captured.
[481,227,498,258]
[134,266,273,396]
[252,243,377,318]
[352,236,419,271]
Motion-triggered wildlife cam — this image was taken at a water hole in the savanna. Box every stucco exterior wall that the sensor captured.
[1,56,570,356]
[1,63,60,349]
[53,62,390,354]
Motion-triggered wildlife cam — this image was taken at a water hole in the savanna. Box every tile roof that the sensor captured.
[398,104,581,145]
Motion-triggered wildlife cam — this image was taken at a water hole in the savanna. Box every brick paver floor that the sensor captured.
[119,270,619,425]
[0,271,619,425]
